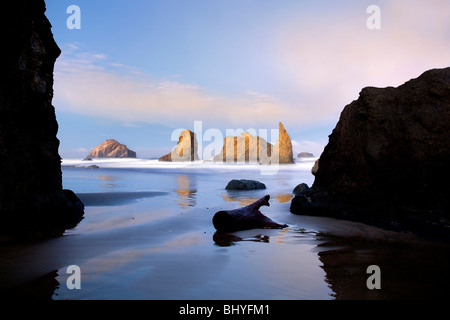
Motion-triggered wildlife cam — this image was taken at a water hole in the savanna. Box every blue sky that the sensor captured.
[45,0,450,159]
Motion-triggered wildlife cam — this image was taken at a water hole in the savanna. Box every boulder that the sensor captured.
[159,130,199,162]
[87,139,136,158]
[293,183,310,196]
[0,0,84,240]
[225,179,266,190]
[290,67,450,242]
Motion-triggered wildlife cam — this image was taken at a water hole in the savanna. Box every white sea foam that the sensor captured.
[61,158,317,171]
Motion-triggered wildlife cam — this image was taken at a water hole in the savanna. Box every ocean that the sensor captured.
[0,158,448,300]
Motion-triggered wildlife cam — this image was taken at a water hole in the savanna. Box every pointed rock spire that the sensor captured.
[273,122,295,164]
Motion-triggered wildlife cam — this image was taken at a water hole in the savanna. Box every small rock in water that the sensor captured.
[85,165,100,169]
[225,179,266,190]
[297,152,315,158]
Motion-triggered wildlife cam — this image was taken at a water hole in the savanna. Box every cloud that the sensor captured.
[58,147,90,159]
[53,46,314,130]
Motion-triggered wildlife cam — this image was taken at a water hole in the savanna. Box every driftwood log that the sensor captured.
[212,195,288,232]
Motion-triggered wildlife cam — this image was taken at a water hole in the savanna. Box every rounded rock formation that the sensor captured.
[87,139,137,159]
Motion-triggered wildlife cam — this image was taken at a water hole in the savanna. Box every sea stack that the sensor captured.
[290,67,450,242]
[87,139,137,158]
[212,132,272,163]
[298,152,315,158]
[212,122,294,164]
[0,0,84,240]
[273,122,295,164]
[159,130,199,162]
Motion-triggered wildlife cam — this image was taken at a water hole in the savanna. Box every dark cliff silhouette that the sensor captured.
[291,67,450,243]
[0,0,84,240]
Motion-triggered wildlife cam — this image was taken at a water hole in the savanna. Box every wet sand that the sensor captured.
[77,191,169,206]
[1,190,449,300]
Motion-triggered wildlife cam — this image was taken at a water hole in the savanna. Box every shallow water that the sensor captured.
[0,159,449,300]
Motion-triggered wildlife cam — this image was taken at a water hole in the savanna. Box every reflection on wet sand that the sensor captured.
[175,175,197,209]
[286,227,450,299]
[221,194,261,207]
[77,191,168,207]
[213,232,270,247]
[221,193,293,206]
[214,226,450,300]
[97,175,117,192]
[3,224,450,300]
[274,194,292,203]
[317,238,450,300]
[213,227,318,247]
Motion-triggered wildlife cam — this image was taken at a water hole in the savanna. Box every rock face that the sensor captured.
[213,122,294,164]
[87,139,137,158]
[311,159,319,176]
[159,130,199,162]
[0,0,84,239]
[291,67,450,242]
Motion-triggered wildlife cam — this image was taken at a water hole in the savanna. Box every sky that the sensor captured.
[45,0,450,159]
